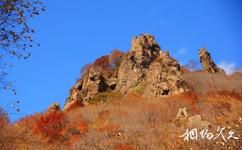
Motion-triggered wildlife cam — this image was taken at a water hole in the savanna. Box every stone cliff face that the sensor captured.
[199,48,225,73]
[64,34,219,109]
[115,34,161,94]
[143,52,189,97]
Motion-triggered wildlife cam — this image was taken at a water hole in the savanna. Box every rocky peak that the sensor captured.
[143,51,189,97]
[199,48,225,73]
[115,34,162,94]
[64,33,190,108]
[130,34,161,67]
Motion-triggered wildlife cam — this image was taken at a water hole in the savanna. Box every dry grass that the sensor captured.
[183,71,242,96]
[0,72,242,149]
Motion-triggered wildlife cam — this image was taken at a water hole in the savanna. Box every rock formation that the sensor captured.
[64,65,112,107]
[176,107,211,129]
[116,34,161,94]
[199,48,225,73]
[176,107,189,120]
[143,51,189,97]
[48,102,60,111]
[64,34,190,108]
[187,115,211,129]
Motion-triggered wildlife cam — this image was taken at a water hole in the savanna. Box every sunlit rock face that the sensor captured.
[143,52,189,97]
[65,33,190,107]
[116,34,161,94]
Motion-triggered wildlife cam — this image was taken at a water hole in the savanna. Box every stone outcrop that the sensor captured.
[65,66,111,106]
[176,107,189,120]
[64,33,190,108]
[187,115,211,129]
[48,102,60,111]
[199,48,225,73]
[116,34,161,94]
[176,107,211,129]
[143,51,189,97]
[130,34,160,67]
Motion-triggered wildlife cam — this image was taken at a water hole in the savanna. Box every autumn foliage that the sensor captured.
[33,111,65,139]
[0,108,8,128]
[93,55,110,70]
[0,71,241,149]
[77,121,88,135]
[92,50,125,77]
[115,143,134,150]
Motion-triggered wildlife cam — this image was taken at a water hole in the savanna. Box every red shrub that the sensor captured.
[15,113,41,132]
[207,90,242,100]
[98,124,120,136]
[109,50,125,66]
[33,111,65,138]
[0,116,7,129]
[93,55,113,76]
[93,55,110,70]
[78,121,88,135]
[115,143,134,150]
[180,91,198,101]
[0,108,8,128]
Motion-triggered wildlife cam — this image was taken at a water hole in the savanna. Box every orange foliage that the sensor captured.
[92,55,113,77]
[15,114,42,132]
[33,111,65,139]
[98,110,110,119]
[207,90,242,100]
[180,91,198,101]
[115,143,134,150]
[93,55,110,70]
[0,108,8,128]
[92,50,124,76]
[98,124,120,135]
[0,117,7,129]
[64,100,84,112]
[77,121,88,135]
[109,50,125,65]
[179,91,200,114]
[124,93,143,101]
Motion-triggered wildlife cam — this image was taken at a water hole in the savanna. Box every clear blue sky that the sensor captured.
[1,0,241,122]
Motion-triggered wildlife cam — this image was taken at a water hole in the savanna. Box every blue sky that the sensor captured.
[1,0,241,122]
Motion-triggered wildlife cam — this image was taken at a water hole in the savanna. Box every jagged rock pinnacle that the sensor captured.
[199,48,225,73]
[64,33,190,108]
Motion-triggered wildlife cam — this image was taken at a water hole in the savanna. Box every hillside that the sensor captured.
[0,34,242,150]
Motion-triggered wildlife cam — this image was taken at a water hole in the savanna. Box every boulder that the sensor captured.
[187,115,211,129]
[176,107,211,129]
